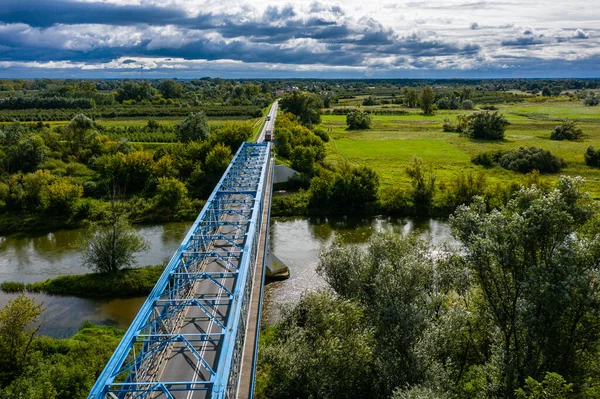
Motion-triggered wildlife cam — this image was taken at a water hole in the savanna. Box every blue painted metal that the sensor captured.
[88,142,271,399]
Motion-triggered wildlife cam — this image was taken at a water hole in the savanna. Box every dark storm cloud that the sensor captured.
[3,0,596,78]
[0,0,193,28]
[0,1,484,68]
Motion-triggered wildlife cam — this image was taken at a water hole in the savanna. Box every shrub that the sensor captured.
[346,110,372,130]
[464,111,509,140]
[498,147,566,174]
[584,146,600,168]
[0,282,25,293]
[583,92,599,106]
[443,114,470,133]
[550,121,583,141]
[471,150,505,167]
[312,128,330,142]
[461,100,474,110]
[362,96,378,106]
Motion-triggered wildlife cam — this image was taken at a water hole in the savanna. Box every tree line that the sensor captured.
[258,176,600,399]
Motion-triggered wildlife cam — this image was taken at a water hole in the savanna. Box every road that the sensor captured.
[257,101,278,143]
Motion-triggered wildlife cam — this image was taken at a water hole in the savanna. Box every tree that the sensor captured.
[362,96,378,106]
[460,86,473,101]
[155,177,188,207]
[515,373,573,399]
[291,145,318,175]
[464,110,509,140]
[402,87,419,108]
[406,156,436,212]
[44,178,83,214]
[63,113,96,155]
[175,112,210,142]
[541,86,552,97]
[0,123,46,173]
[280,91,323,126]
[204,143,232,180]
[210,122,253,152]
[550,121,583,141]
[317,233,457,395]
[158,79,184,99]
[329,165,379,212]
[82,204,148,273]
[419,87,436,114]
[116,81,157,103]
[256,291,376,399]
[346,110,372,129]
[450,177,600,396]
[0,295,43,379]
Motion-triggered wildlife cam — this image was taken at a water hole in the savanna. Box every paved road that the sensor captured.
[257,101,278,143]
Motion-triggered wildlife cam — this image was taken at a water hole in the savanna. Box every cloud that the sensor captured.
[574,28,590,39]
[0,0,599,77]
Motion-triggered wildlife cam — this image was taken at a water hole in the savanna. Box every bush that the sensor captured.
[442,114,469,133]
[461,100,474,110]
[583,92,599,106]
[498,147,566,174]
[0,282,25,293]
[471,150,505,167]
[464,111,509,140]
[312,128,330,142]
[362,96,378,106]
[346,110,372,130]
[550,121,583,141]
[584,146,600,168]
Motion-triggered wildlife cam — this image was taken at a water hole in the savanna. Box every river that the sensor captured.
[0,217,456,337]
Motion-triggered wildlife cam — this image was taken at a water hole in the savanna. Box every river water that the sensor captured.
[0,217,456,337]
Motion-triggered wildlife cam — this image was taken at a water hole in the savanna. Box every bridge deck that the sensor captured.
[88,142,271,399]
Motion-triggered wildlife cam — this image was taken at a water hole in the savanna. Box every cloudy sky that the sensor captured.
[0,0,598,78]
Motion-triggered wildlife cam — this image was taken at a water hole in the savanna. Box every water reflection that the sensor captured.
[0,217,457,337]
[0,222,191,338]
[0,293,145,338]
[0,222,192,283]
[262,216,457,323]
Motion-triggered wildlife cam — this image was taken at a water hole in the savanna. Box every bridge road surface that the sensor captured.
[153,194,248,399]
[257,101,278,143]
[148,106,276,399]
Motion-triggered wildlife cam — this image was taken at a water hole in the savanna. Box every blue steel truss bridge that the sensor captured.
[89,102,279,399]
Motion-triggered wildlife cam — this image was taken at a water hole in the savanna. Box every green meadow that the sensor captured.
[320,100,600,199]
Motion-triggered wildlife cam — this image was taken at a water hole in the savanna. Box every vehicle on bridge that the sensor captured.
[264,129,273,142]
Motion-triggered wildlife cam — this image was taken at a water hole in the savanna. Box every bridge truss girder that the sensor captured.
[88,142,271,399]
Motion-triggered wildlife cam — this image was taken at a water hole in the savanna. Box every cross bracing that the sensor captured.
[88,142,271,399]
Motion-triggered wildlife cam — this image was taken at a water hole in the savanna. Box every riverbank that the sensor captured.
[1,265,164,298]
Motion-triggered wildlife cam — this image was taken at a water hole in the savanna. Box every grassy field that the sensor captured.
[320,101,600,199]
